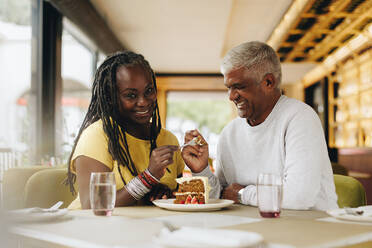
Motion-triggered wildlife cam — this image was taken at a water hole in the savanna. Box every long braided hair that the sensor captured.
[66,51,161,194]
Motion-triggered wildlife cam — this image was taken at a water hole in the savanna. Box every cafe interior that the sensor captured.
[1,0,372,247]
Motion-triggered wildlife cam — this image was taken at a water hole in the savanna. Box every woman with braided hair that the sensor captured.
[67,51,184,209]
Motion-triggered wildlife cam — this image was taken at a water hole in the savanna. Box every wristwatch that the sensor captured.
[237,188,244,204]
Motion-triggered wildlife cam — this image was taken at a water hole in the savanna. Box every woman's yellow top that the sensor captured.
[69,120,184,209]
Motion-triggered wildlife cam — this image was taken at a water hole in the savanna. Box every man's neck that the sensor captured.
[247,93,282,126]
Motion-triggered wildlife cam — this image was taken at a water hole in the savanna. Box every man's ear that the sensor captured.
[263,73,276,89]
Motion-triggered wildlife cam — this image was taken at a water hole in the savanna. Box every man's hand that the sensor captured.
[181,130,209,173]
[221,183,244,203]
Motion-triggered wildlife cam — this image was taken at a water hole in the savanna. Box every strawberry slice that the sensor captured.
[185,195,192,204]
[191,196,198,204]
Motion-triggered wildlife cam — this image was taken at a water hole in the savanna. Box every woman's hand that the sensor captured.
[181,130,209,173]
[148,145,179,179]
[143,184,174,204]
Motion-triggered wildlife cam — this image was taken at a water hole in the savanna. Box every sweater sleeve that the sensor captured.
[216,142,257,205]
[192,150,224,200]
[281,107,330,210]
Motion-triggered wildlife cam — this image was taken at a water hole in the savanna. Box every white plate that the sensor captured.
[8,208,69,223]
[152,199,234,212]
[154,226,263,248]
[327,206,372,222]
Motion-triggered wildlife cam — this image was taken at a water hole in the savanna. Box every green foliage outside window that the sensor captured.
[0,0,30,25]
[167,100,231,134]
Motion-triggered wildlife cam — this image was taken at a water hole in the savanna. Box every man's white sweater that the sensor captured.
[196,95,338,211]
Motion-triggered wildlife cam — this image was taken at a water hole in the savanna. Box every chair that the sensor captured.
[0,148,19,171]
[331,162,348,176]
[334,174,367,208]
[2,166,53,209]
[24,168,77,208]
[0,148,20,206]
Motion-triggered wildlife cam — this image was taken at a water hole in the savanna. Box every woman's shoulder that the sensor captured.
[80,120,106,141]
[86,119,103,131]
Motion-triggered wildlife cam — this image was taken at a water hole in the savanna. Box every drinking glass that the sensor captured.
[257,173,283,218]
[90,172,116,216]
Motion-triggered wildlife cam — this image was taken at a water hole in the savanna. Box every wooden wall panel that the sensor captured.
[338,149,372,205]
[156,76,226,91]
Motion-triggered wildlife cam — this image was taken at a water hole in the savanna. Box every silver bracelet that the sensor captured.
[125,176,151,200]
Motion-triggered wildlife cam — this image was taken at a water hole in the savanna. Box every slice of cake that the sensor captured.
[174,176,209,204]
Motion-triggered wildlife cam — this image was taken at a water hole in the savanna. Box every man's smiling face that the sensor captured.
[224,67,269,125]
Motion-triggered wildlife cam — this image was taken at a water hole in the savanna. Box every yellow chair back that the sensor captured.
[24,168,77,209]
[2,166,53,209]
[334,174,367,208]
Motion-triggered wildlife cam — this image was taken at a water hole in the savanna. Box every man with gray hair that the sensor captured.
[182,41,338,210]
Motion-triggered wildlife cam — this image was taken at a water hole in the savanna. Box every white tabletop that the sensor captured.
[8,204,372,248]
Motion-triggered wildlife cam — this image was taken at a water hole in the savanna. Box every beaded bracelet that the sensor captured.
[124,169,160,200]
[144,169,160,185]
[138,173,152,189]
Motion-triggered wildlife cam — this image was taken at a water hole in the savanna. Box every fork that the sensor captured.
[180,137,204,149]
[29,201,64,213]
[344,207,364,216]
[162,221,179,232]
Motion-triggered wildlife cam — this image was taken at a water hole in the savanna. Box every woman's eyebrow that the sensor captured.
[120,88,137,93]
[145,82,154,88]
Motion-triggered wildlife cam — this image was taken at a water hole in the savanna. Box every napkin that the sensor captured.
[154,227,263,248]
[13,207,59,214]
[8,208,69,222]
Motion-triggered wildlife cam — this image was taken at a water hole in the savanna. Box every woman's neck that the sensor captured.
[124,121,152,140]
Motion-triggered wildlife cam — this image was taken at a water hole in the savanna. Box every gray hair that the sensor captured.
[221,41,282,86]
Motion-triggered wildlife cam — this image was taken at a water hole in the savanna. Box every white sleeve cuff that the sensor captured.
[241,185,257,206]
[191,166,214,177]
[192,166,221,199]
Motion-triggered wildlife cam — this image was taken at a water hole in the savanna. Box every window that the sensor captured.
[60,25,93,163]
[0,0,31,166]
[166,91,232,168]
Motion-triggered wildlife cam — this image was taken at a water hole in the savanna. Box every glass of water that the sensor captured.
[90,172,116,216]
[257,173,283,218]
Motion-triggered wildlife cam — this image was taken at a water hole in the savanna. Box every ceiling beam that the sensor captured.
[308,3,372,61]
[267,0,315,50]
[47,0,125,54]
[285,0,353,62]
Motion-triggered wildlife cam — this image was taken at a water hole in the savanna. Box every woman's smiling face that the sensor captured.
[116,64,156,126]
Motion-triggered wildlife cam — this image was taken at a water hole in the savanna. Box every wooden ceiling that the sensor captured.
[276,0,372,63]
[49,0,372,84]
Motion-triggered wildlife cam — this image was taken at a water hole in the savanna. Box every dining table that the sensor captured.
[7,203,372,248]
